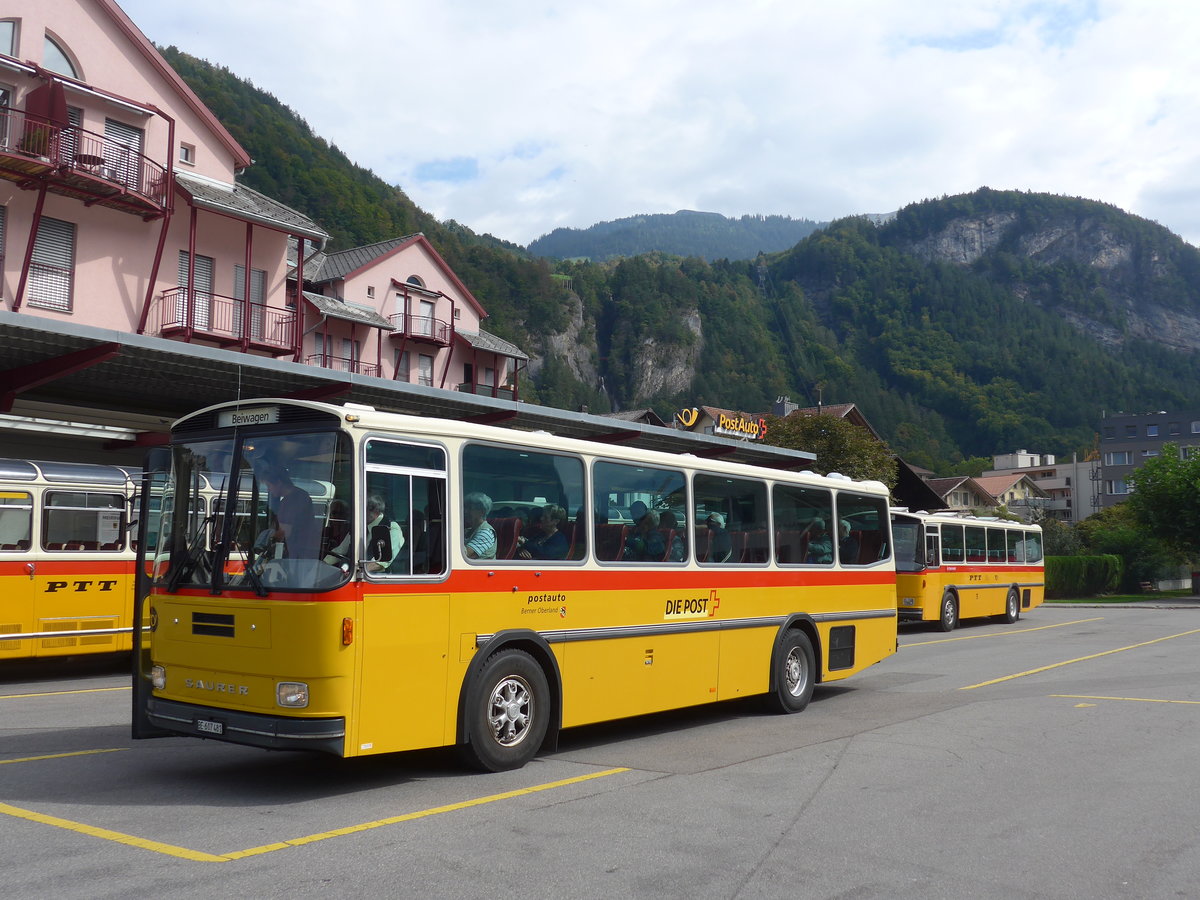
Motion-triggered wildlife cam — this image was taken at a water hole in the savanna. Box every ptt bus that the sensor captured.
[0,458,139,660]
[133,399,899,771]
[890,509,1044,631]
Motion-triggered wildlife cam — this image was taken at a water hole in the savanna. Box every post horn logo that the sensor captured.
[676,407,700,429]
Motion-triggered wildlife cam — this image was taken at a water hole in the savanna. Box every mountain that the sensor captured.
[163,50,1200,471]
[527,210,823,261]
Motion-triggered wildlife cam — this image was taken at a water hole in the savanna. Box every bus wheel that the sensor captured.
[1000,588,1020,624]
[937,592,958,632]
[462,649,549,772]
[767,630,815,714]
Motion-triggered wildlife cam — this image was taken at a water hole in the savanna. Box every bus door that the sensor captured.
[353,438,451,755]
[0,489,35,660]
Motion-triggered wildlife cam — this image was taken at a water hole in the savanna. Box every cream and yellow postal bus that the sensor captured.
[891,509,1044,631]
[134,399,899,770]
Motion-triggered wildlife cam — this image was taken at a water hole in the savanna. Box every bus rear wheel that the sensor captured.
[766,629,815,714]
[462,648,549,772]
[937,591,958,632]
[1000,588,1020,624]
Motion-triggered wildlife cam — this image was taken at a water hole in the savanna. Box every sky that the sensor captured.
[116,0,1200,248]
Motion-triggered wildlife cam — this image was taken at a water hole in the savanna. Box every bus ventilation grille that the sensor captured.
[0,623,21,651]
[192,612,235,638]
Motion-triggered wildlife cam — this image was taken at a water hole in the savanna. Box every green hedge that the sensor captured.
[1045,555,1123,598]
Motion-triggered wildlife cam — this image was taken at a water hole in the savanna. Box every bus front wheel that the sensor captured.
[462,648,549,772]
[1000,588,1020,624]
[766,629,816,714]
[938,592,958,632]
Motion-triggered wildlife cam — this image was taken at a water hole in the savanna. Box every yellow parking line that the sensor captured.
[0,687,130,700]
[1052,694,1200,706]
[0,766,631,863]
[225,766,631,859]
[906,617,1103,646]
[1,748,127,765]
[0,801,227,863]
[961,627,1200,690]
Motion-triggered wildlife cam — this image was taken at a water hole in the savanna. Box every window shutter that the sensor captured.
[29,217,75,311]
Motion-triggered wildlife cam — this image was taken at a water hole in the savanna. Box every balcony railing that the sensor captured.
[159,287,294,351]
[458,383,518,401]
[0,106,169,214]
[388,313,452,346]
[305,354,382,378]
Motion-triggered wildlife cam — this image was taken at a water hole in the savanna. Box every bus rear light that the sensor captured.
[277,682,309,708]
[151,665,166,690]
[342,617,354,646]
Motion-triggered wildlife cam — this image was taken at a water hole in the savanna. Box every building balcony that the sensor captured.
[388,313,452,347]
[159,287,294,353]
[0,107,169,218]
[458,382,518,401]
[305,353,381,378]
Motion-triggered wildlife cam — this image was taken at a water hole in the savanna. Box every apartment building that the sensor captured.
[983,450,1099,523]
[0,0,525,461]
[1097,411,1200,509]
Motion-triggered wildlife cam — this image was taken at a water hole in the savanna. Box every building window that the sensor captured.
[177,250,215,329]
[1102,427,1114,438]
[417,354,433,387]
[407,275,425,288]
[1106,480,1130,495]
[366,285,375,299]
[233,265,268,339]
[394,349,410,382]
[1192,422,1200,434]
[179,142,195,165]
[1104,451,1132,466]
[1182,447,1200,460]
[103,119,145,193]
[44,32,78,79]
[0,21,16,57]
[28,216,75,311]
[1147,424,1159,437]
[1169,422,1181,435]
[1142,449,1159,458]
[1124,425,1137,437]
[453,307,461,319]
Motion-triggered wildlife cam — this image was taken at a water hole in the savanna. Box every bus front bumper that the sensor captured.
[146,697,346,756]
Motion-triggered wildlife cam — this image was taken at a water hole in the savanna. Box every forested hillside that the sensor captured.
[166,50,1200,471]
[527,211,823,261]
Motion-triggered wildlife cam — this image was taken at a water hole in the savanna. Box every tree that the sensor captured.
[1075,502,1181,591]
[763,413,898,488]
[1127,444,1200,559]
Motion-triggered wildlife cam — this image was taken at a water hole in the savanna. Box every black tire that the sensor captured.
[461,649,549,772]
[937,591,958,632]
[1000,587,1020,624]
[766,629,816,714]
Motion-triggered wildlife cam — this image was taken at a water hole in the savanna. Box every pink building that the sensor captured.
[0,0,525,429]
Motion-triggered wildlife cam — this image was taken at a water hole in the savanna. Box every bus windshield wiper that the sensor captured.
[165,514,212,594]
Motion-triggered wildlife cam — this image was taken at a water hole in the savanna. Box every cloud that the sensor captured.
[120,0,1200,246]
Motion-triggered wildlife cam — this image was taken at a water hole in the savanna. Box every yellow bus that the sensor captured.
[134,399,899,771]
[0,458,138,660]
[891,509,1044,631]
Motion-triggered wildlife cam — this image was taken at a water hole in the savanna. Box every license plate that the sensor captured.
[195,719,225,735]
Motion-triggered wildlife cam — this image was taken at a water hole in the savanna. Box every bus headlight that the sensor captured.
[276,682,309,708]
[151,666,166,689]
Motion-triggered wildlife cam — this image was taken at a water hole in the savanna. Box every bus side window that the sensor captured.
[0,492,33,550]
[363,440,448,577]
[771,484,832,566]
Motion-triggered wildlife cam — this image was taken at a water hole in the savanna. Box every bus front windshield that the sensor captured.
[153,430,352,594]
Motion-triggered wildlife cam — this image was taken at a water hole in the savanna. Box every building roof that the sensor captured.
[604,409,669,427]
[974,473,1049,498]
[174,172,329,242]
[455,329,529,361]
[302,292,393,330]
[783,403,883,441]
[314,237,419,282]
[923,475,998,507]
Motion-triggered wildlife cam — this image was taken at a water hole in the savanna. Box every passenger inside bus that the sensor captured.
[623,501,665,561]
[324,494,403,573]
[261,466,320,559]
[463,492,497,559]
[838,519,860,565]
[516,503,569,560]
[804,518,833,564]
[705,511,732,563]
